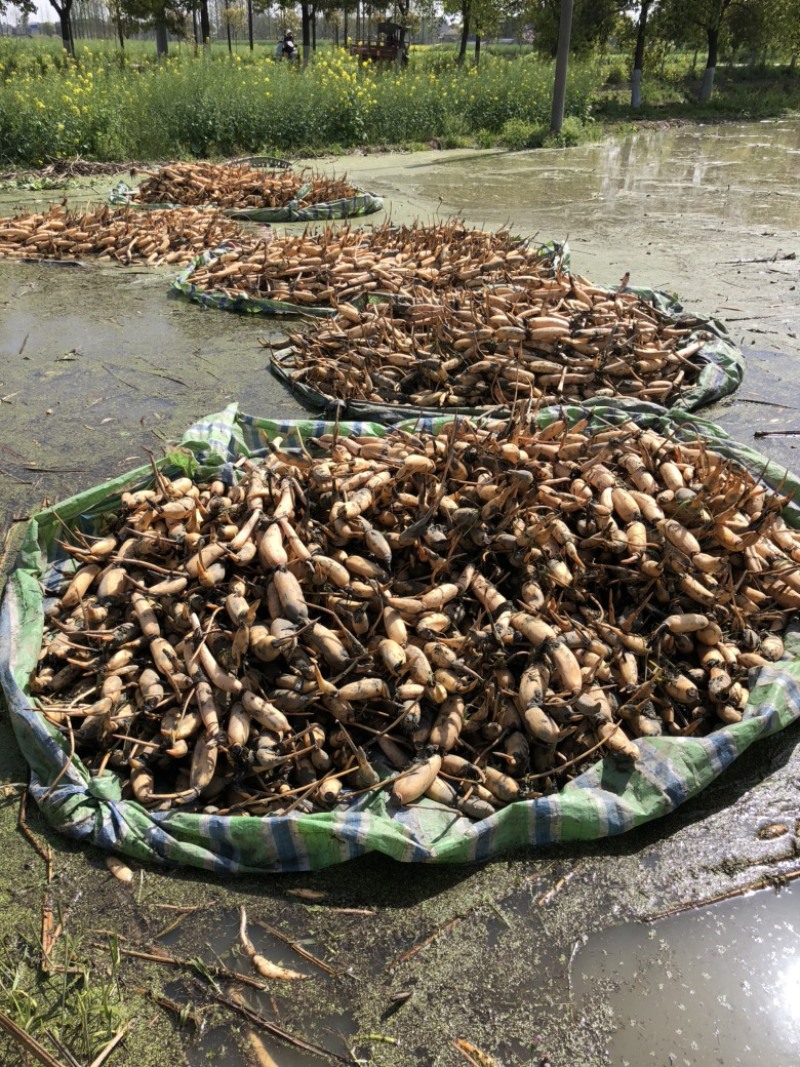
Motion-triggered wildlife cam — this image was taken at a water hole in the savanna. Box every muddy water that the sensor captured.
[160,911,358,1067]
[1,121,800,1067]
[0,261,304,535]
[573,882,800,1067]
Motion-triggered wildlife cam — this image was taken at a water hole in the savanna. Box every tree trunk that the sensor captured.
[699,25,718,103]
[301,1,311,66]
[311,7,317,51]
[631,0,649,109]
[456,0,469,66]
[247,0,254,50]
[57,6,74,55]
[156,18,169,57]
[474,32,480,67]
[550,0,573,132]
[226,17,231,54]
[343,8,348,47]
[200,0,211,46]
[116,14,125,49]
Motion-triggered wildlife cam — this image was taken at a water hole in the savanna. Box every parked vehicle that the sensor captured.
[349,21,409,66]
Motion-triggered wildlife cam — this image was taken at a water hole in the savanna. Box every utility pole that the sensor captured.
[549,0,573,134]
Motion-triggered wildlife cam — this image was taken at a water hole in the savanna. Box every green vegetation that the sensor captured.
[0,9,800,168]
[595,51,800,122]
[0,924,127,1065]
[0,41,600,164]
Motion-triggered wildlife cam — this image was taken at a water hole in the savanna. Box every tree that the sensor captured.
[338,0,356,45]
[121,0,189,57]
[107,0,129,47]
[658,0,747,101]
[550,0,573,131]
[198,0,211,45]
[472,0,505,64]
[630,0,652,107]
[221,0,245,51]
[728,0,800,66]
[0,0,36,37]
[527,0,621,57]
[777,0,800,65]
[0,0,64,49]
[46,0,76,54]
[391,0,416,52]
[442,0,472,65]
[300,0,311,64]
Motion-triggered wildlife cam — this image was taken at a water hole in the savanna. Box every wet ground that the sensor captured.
[1,119,800,1067]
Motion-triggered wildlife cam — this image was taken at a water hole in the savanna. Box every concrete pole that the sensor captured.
[550,0,573,134]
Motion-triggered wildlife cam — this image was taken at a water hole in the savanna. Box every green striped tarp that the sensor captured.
[109,180,384,223]
[0,400,795,873]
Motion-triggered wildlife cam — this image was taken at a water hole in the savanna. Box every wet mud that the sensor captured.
[1,120,800,1067]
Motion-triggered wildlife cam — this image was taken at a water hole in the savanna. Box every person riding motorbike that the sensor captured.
[275,30,298,62]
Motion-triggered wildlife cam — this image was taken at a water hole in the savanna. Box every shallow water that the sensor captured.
[159,910,359,1066]
[573,882,800,1067]
[338,118,800,235]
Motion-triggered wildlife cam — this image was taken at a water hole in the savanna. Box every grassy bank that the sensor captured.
[0,40,598,165]
[0,38,799,167]
[596,53,800,123]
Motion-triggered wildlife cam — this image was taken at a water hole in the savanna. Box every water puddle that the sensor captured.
[156,907,360,1066]
[0,260,304,526]
[572,883,800,1066]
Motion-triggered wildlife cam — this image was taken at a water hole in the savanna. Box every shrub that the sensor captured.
[499,118,546,150]
[545,115,595,147]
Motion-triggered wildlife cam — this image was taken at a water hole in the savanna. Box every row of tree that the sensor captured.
[2,0,798,105]
[452,0,800,96]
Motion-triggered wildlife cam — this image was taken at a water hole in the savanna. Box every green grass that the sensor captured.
[594,52,800,121]
[0,38,600,164]
[0,923,127,1066]
[0,38,798,167]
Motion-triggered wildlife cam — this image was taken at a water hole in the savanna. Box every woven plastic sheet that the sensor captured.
[266,286,744,420]
[110,179,384,223]
[170,240,564,321]
[1,401,797,874]
[171,247,744,416]
[173,249,339,318]
[171,239,568,321]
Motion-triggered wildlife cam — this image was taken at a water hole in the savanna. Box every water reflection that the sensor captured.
[572,883,800,1066]
[415,119,800,233]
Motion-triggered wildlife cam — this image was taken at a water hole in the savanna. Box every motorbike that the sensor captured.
[274,40,300,63]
